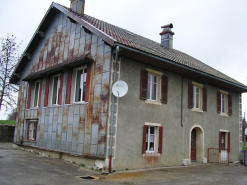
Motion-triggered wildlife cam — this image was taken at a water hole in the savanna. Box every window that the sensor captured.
[51,75,61,105]
[27,120,38,141]
[147,74,158,101]
[219,131,230,152]
[140,68,168,105]
[27,80,42,109]
[217,90,232,116]
[74,66,87,102]
[143,123,163,154]
[188,82,207,111]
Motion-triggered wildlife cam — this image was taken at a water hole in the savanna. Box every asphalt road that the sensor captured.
[1,142,247,185]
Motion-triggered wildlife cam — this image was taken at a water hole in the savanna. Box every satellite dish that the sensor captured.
[112,81,128,98]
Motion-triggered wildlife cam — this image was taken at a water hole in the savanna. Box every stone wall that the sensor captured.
[0,125,15,142]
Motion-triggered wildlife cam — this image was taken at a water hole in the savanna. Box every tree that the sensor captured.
[7,107,17,120]
[0,34,22,112]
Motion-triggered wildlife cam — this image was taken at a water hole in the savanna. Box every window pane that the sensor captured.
[196,92,199,108]
[150,127,155,134]
[221,94,225,113]
[52,76,58,104]
[152,82,157,100]
[147,74,151,99]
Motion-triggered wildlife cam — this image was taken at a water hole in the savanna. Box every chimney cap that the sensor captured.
[161,23,173,29]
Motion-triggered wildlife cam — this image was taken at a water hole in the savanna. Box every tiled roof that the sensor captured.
[56,3,246,88]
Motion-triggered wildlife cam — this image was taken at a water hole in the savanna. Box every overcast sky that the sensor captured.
[0,0,247,119]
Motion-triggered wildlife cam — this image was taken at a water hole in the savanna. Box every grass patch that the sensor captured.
[0,120,15,125]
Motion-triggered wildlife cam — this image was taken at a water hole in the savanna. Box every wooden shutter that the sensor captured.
[219,131,222,152]
[188,82,193,108]
[27,121,30,140]
[161,76,168,104]
[38,80,43,107]
[66,70,72,104]
[202,87,207,111]
[85,63,91,102]
[228,94,232,116]
[27,83,32,109]
[58,73,64,105]
[217,91,221,113]
[142,125,147,154]
[158,126,163,154]
[34,122,37,141]
[228,132,230,152]
[44,77,49,107]
[140,69,148,100]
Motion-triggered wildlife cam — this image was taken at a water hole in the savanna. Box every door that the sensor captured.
[191,129,196,161]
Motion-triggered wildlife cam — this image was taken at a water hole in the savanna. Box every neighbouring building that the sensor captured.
[10,0,247,171]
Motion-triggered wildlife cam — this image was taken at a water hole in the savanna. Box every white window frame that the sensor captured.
[74,66,87,102]
[33,80,40,107]
[220,90,228,115]
[145,68,163,106]
[27,120,38,141]
[192,82,203,112]
[146,126,156,152]
[51,74,61,105]
[144,122,161,154]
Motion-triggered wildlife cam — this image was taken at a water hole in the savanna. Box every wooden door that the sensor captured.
[191,129,196,161]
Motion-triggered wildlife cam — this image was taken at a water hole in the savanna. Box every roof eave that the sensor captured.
[115,43,247,93]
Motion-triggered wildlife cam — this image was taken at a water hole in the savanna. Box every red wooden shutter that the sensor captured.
[228,132,230,152]
[161,76,168,104]
[44,77,50,107]
[38,80,43,107]
[66,70,72,104]
[202,87,207,111]
[217,91,221,113]
[188,82,193,108]
[27,121,30,140]
[140,69,148,100]
[85,63,91,102]
[58,73,63,105]
[219,131,222,152]
[142,125,147,154]
[34,122,37,141]
[27,83,32,109]
[158,126,163,154]
[228,94,232,116]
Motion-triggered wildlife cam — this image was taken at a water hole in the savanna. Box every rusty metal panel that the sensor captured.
[68,105,74,124]
[84,133,91,154]
[77,143,83,153]
[61,133,67,151]
[103,51,111,73]
[98,135,106,156]
[56,123,62,141]
[78,43,85,56]
[96,45,104,66]
[52,116,58,132]
[48,108,54,124]
[47,140,52,149]
[101,93,109,113]
[68,32,75,59]
[58,107,62,124]
[51,132,56,149]
[85,34,91,52]
[62,114,68,132]
[91,43,97,60]
[92,104,100,123]
[101,72,110,93]
[63,105,69,115]
[99,113,107,135]
[66,142,72,151]
[58,26,65,64]
[53,107,58,116]
[47,38,53,67]
[66,16,71,30]
[93,84,102,103]
[94,65,103,84]
[75,24,81,34]
[73,104,80,115]
[73,39,80,57]
[91,124,99,145]
[85,114,92,134]
[63,43,69,60]
[73,114,79,132]
[67,124,73,142]
[62,14,67,26]
[90,145,98,155]
[47,124,52,141]
[72,133,78,152]
[78,125,84,143]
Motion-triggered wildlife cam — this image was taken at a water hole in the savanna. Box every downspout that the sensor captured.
[109,46,119,173]
[181,76,183,126]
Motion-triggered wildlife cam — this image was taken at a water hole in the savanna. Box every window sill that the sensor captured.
[27,107,40,110]
[24,140,37,143]
[65,102,88,106]
[145,100,162,106]
[143,152,160,157]
[220,113,229,117]
[191,108,203,113]
[45,105,61,108]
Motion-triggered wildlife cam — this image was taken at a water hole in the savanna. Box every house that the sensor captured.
[10,0,247,172]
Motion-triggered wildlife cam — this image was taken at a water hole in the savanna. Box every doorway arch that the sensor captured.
[189,125,204,162]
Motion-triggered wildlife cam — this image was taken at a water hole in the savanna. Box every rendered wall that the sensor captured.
[112,57,241,170]
[14,12,111,158]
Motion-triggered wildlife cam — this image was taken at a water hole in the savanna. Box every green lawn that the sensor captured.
[0,120,15,125]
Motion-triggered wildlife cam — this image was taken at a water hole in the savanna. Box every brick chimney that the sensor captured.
[160,24,175,49]
[70,0,85,15]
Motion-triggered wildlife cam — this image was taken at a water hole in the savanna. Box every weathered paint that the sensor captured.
[14,12,111,160]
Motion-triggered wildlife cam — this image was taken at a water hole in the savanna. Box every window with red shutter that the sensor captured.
[227,132,230,152]
[202,87,207,111]
[58,73,64,105]
[217,91,221,113]
[66,70,72,104]
[142,125,147,154]
[188,83,193,108]
[140,69,148,100]
[158,126,163,154]
[84,63,91,102]
[228,94,232,116]
[38,80,43,107]
[219,131,222,152]
[161,76,168,104]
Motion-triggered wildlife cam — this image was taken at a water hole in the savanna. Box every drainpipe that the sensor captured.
[109,46,119,173]
[181,76,183,126]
